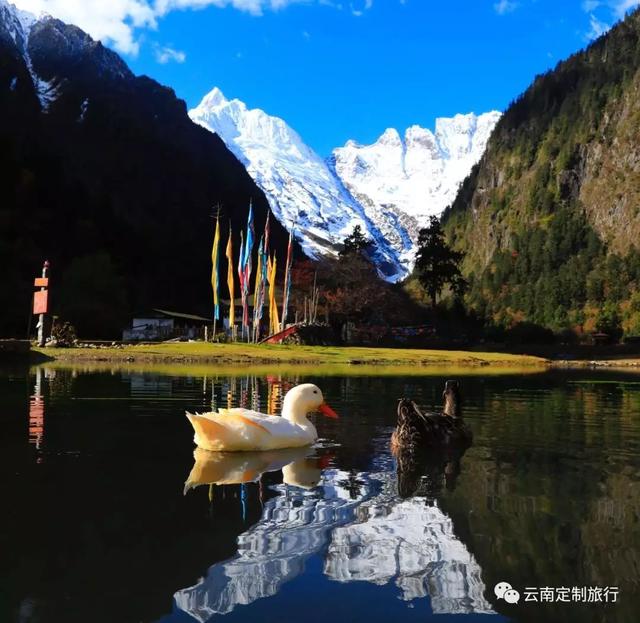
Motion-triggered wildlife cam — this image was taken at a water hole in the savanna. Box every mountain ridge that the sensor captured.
[190,86,500,279]
[0,0,290,337]
[442,7,640,333]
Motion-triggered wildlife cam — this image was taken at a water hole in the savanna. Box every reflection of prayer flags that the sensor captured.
[226,227,234,328]
[281,229,294,331]
[211,218,221,320]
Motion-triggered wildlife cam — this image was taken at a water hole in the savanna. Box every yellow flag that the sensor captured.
[268,254,279,334]
[225,227,234,328]
[212,219,221,319]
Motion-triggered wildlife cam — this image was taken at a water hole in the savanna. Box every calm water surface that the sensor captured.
[1,365,639,623]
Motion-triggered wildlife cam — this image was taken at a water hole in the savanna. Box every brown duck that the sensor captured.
[391,380,472,451]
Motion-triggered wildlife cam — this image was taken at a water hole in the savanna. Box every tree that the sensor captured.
[339,225,370,259]
[414,216,466,309]
[57,252,129,338]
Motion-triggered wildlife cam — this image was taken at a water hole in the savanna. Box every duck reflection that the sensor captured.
[392,381,472,500]
[170,430,492,621]
[183,446,317,492]
[174,450,377,621]
[395,443,469,501]
[324,383,492,615]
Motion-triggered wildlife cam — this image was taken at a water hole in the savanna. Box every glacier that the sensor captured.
[190,87,500,280]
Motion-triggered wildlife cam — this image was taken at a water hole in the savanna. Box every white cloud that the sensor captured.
[12,0,157,54]
[580,0,638,40]
[351,0,372,16]
[581,0,639,18]
[154,44,186,62]
[10,0,333,56]
[494,0,518,15]
[611,0,640,17]
[586,12,611,38]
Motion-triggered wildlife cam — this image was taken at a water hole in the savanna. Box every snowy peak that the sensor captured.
[200,85,228,108]
[1,1,131,113]
[434,111,501,159]
[190,86,499,279]
[332,111,501,227]
[190,87,408,280]
[0,0,36,53]
[376,127,403,147]
[191,87,317,167]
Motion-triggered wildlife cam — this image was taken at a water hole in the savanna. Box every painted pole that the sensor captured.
[37,260,49,347]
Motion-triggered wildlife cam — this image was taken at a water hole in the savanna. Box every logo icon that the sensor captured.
[495,582,520,604]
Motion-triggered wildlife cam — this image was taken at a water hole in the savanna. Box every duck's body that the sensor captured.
[186,384,338,452]
[184,446,312,492]
[391,381,472,451]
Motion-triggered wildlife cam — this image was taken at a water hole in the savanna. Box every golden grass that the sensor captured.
[33,341,548,372]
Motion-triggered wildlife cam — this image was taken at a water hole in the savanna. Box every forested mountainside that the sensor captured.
[443,8,640,336]
[0,2,291,338]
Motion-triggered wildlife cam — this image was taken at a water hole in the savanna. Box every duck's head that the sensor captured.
[442,380,462,417]
[282,383,339,422]
[283,458,323,489]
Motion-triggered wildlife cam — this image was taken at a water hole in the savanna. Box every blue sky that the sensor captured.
[14,0,640,155]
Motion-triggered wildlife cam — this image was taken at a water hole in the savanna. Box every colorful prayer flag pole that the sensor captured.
[281,228,294,331]
[237,229,245,340]
[253,238,264,340]
[225,225,235,335]
[241,203,255,337]
[268,254,279,335]
[211,218,221,322]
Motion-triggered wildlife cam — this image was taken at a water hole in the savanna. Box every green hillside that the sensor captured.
[443,8,640,337]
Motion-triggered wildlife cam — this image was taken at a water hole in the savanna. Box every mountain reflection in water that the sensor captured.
[170,445,493,621]
[5,367,638,623]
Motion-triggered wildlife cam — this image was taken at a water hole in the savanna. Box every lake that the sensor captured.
[1,364,639,623]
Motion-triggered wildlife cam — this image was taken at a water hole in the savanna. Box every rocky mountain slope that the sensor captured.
[443,8,640,334]
[190,89,499,279]
[331,112,500,241]
[189,88,406,280]
[0,0,289,337]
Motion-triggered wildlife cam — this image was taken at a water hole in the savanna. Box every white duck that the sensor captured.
[186,383,338,452]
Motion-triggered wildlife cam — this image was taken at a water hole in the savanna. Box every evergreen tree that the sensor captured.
[339,225,370,258]
[414,216,466,309]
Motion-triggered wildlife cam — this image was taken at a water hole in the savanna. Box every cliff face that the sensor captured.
[0,6,290,338]
[443,9,640,332]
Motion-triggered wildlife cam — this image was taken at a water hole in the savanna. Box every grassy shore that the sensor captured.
[32,341,547,370]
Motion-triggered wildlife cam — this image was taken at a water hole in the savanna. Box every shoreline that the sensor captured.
[30,342,547,369]
[19,343,640,373]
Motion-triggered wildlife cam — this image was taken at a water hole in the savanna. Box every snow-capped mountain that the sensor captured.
[0,0,53,109]
[189,88,408,280]
[190,87,500,279]
[0,1,296,331]
[331,112,501,233]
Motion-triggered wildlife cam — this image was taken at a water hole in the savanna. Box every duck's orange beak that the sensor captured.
[318,402,339,419]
